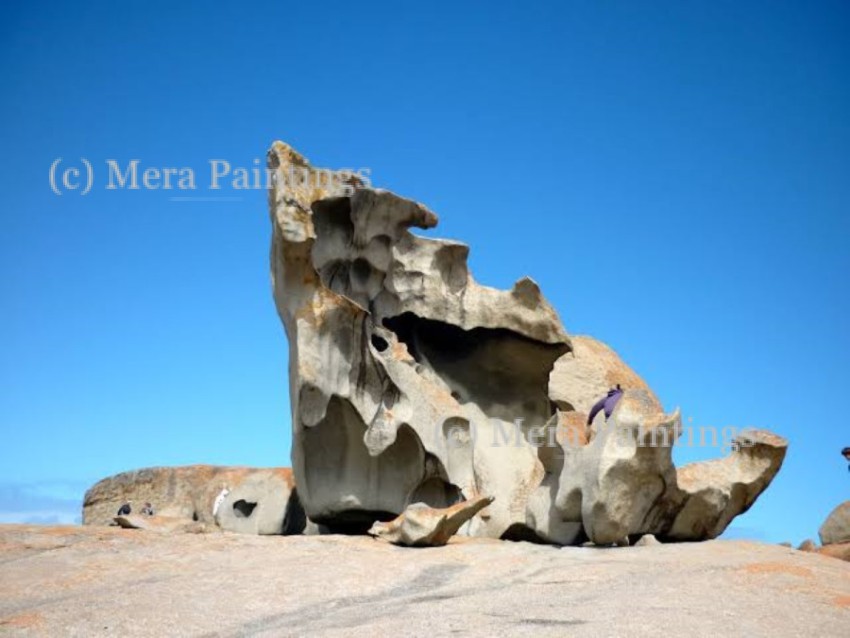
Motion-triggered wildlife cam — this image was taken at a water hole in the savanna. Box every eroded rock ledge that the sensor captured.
[266,141,788,545]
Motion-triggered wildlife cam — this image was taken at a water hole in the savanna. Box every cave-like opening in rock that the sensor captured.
[282,487,308,535]
[233,500,257,518]
[370,334,389,352]
[321,510,398,535]
[302,396,426,529]
[383,312,569,427]
[409,477,464,509]
[500,523,550,544]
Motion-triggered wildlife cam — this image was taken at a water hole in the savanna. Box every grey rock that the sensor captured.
[267,141,788,545]
[557,390,683,545]
[214,469,304,535]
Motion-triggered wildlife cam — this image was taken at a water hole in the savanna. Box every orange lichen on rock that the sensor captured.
[741,562,814,578]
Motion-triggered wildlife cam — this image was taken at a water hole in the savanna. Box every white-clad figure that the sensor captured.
[213,486,230,518]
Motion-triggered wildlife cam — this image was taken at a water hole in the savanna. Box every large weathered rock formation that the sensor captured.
[268,141,787,545]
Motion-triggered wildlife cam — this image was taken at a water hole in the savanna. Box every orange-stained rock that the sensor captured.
[666,429,788,541]
[817,542,850,562]
[548,335,661,415]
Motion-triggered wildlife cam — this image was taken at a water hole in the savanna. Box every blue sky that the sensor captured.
[1,1,847,541]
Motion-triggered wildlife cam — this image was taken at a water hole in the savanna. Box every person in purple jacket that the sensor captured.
[587,384,624,425]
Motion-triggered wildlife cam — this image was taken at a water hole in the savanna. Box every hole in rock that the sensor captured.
[192,511,199,522]
[321,510,397,535]
[302,396,426,529]
[233,500,257,518]
[500,523,550,544]
[350,257,372,283]
[409,477,463,509]
[383,312,569,427]
[309,197,391,308]
[311,197,352,236]
[282,487,308,535]
[371,334,389,352]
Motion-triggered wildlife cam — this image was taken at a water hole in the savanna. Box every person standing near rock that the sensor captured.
[586,384,624,425]
[140,502,154,516]
[213,486,230,517]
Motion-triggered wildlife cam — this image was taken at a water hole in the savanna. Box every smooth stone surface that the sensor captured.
[1,525,848,637]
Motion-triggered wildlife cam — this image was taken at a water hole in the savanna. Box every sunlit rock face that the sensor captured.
[267,141,787,544]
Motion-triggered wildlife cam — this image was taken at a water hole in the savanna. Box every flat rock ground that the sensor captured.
[1,525,848,637]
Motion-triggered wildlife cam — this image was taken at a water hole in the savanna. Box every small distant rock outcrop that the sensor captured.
[83,465,305,536]
[808,500,850,563]
[368,496,494,547]
[266,140,788,546]
[790,502,850,563]
[819,501,850,546]
[798,539,817,552]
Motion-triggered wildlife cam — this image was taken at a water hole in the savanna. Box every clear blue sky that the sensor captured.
[1,1,847,542]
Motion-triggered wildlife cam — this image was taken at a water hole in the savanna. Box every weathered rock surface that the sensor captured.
[83,465,305,535]
[268,142,789,544]
[267,141,788,545]
[369,496,493,547]
[664,429,788,541]
[2,525,849,637]
[820,501,850,546]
